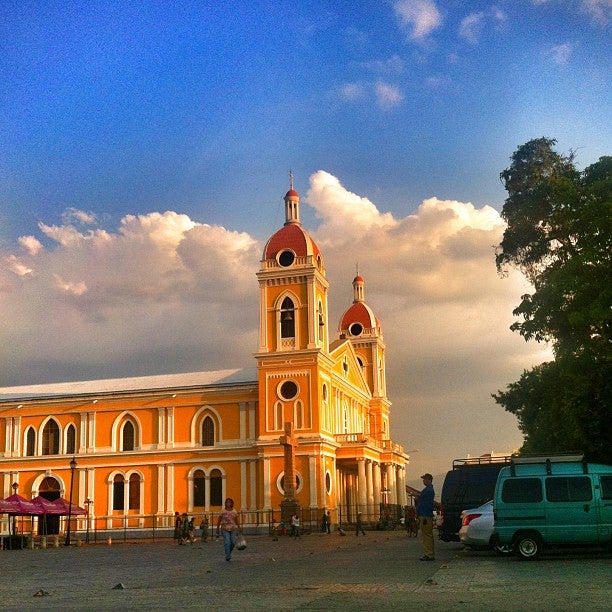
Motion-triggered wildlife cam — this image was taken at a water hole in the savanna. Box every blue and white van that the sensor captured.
[492,454,612,559]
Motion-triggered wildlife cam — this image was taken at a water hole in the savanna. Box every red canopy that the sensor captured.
[49,497,87,516]
[1,495,86,516]
[4,494,41,515]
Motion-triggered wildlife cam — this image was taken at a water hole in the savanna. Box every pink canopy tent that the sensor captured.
[4,494,41,515]
[2,495,86,516]
[48,497,86,516]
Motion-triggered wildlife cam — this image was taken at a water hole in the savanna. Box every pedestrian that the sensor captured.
[173,512,182,545]
[417,473,435,561]
[180,513,190,544]
[200,516,209,542]
[188,517,196,544]
[216,498,241,561]
[355,512,366,536]
[326,510,331,533]
[321,512,327,533]
[290,512,300,537]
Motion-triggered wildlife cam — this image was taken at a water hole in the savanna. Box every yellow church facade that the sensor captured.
[0,184,409,537]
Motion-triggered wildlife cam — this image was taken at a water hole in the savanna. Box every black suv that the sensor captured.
[439,456,511,542]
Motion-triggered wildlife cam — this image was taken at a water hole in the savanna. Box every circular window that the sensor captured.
[325,471,332,495]
[279,380,298,400]
[277,472,303,494]
[349,322,363,336]
[278,250,295,267]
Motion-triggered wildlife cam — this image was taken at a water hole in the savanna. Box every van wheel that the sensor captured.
[514,534,541,560]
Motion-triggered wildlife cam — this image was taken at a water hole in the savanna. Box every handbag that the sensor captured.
[235,532,247,550]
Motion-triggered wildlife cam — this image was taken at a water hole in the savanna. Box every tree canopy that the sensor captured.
[494,138,611,464]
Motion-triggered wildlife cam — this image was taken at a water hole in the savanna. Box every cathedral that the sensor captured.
[0,182,409,536]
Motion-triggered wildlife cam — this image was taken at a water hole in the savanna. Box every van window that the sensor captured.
[600,476,612,500]
[502,478,542,503]
[545,476,592,502]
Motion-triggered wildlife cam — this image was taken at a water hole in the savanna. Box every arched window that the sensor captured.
[210,469,223,506]
[201,416,215,446]
[318,301,324,342]
[122,421,135,451]
[193,469,206,506]
[128,473,140,510]
[26,427,36,457]
[274,401,283,431]
[280,297,295,338]
[113,474,125,511]
[42,420,60,455]
[65,424,76,455]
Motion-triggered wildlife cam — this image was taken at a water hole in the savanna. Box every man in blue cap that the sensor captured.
[417,473,435,560]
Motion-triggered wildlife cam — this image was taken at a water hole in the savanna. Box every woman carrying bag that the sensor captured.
[217,498,242,561]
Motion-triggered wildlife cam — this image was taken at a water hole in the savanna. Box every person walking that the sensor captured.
[290,513,300,537]
[417,473,435,560]
[216,498,241,561]
[173,512,182,545]
[355,512,366,536]
[326,511,331,533]
[200,516,209,542]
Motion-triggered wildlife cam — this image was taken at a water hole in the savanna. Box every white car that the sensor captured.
[459,500,513,555]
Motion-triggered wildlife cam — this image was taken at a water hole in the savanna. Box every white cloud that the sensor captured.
[62,207,97,226]
[550,42,573,65]
[532,0,611,25]
[459,8,507,44]
[18,235,43,256]
[374,81,404,110]
[393,0,442,41]
[0,176,543,475]
[459,12,485,44]
[338,82,366,102]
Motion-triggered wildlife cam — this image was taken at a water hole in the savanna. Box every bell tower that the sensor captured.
[256,177,329,355]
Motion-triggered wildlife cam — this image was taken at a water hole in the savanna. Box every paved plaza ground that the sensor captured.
[0,529,610,610]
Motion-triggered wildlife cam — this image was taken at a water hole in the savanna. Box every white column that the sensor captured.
[386,464,396,505]
[357,459,367,510]
[309,455,317,508]
[167,407,175,448]
[157,407,165,448]
[167,464,175,513]
[373,462,381,511]
[157,464,165,514]
[79,413,87,453]
[249,460,257,510]
[249,401,256,440]
[13,416,21,457]
[239,402,247,442]
[366,460,374,517]
[263,457,271,509]
[4,418,13,457]
[88,412,96,452]
[241,460,247,508]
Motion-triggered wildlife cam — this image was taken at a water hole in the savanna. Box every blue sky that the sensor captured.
[0,1,610,476]
[2,0,610,242]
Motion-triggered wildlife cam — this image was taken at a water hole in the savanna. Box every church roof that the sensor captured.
[340,301,379,331]
[0,368,258,402]
[263,223,321,260]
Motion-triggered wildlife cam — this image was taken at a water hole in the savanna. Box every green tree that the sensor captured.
[494,138,612,464]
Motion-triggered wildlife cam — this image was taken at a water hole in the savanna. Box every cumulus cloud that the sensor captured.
[532,0,611,25]
[0,175,544,475]
[550,42,573,65]
[374,81,404,110]
[393,0,442,42]
[459,8,507,44]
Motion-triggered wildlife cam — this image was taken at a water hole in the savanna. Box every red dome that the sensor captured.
[340,302,379,332]
[285,189,299,198]
[264,223,320,260]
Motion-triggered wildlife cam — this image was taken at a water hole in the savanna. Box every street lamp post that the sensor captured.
[11,482,18,536]
[65,457,77,546]
[84,497,93,544]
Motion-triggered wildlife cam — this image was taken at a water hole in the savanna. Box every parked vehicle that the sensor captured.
[492,453,612,560]
[459,500,513,554]
[439,455,511,542]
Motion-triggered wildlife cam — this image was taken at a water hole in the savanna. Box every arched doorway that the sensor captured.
[39,476,61,535]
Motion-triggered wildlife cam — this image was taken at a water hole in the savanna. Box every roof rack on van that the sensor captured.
[510,452,586,476]
[452,455,512,469]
